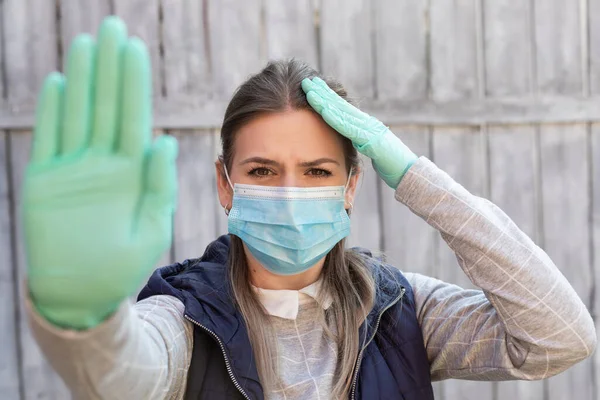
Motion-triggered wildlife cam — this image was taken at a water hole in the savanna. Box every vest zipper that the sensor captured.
[184,314,252,400]
[350,286,406,400]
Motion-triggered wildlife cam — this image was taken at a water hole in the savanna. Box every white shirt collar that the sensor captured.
[252,279,333,320]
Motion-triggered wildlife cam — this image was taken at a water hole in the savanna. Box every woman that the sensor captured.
[24,17,595,400]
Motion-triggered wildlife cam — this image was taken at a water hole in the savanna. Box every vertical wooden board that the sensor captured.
[172,130,220,261]
[432,127,486,289]
[3,0,58,102]
[113,0,162,95]
[264,0,318,66]
[533,1,582,95]
[0,132,20,400]
[208,0,265,98]
[59,0,112,58]
[161,0,211,101]
[489,126,544,399]
[429,0,478,101]
[9,132,70,399]
[346,155,381,251]
[374,0,427,100]
[541,125,594,400]
[483,2,532,96]
[3,1,69,398]
[592,124,600,399]
[433,127,494,400]
[380,127,436,275]
[319,0,374,98]
[589,0,600,94]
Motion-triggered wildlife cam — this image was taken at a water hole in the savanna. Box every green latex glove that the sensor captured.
[301,77,417,188]
[23,17,178,330]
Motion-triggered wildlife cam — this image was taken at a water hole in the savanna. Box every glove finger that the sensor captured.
[311,77,367,120]
[306,91,326,114]
[62,34,96,156]
[32,73,65,163]
[144,134,178,206]
[91,17,127,152]
[118,37,152,158]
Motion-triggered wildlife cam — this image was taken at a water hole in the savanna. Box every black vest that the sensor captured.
[138,235,434,399]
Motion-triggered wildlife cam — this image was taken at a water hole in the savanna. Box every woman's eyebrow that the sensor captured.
[298,158,340,167]
[239,157,279,166]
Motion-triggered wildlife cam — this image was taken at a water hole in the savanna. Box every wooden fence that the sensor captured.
[0,0,599,399]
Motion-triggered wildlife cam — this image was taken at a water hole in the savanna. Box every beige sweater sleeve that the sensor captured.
[26,294,193,400]
[397,157,597,381]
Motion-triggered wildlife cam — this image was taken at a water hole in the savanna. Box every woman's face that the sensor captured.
[216,109,359,210]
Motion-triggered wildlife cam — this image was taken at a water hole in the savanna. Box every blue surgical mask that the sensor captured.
[223,166,352,275]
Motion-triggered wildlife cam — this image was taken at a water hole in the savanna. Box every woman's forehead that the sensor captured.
[232,110,346,164]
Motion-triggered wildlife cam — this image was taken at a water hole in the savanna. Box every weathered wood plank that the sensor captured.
[264,0,317,66]
[161,0,211,102]
[534,1,582,95]
[3,0,69,398]
[429,0,478,101]
[0,132,20,400]
[483,2,532,97]
[3,0,58,102]
[489,126,544,399]
[208,0,265,98]
[319,0,374,98]
[374,0,427,100]
[592,124,600,399]
[380,128,435,275]
[484,1,543,397]
[541,125,594,400]
[430,1,494,398]
[8,95,600,130]
[113,0,162,96]
[319,0,380,250]
[172,130,220,260]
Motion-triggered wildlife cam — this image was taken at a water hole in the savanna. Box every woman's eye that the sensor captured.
[307,168,332,177]
[248,167,273,177]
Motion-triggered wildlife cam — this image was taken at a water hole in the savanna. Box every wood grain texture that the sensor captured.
[113,0,162,96]
[429,1,494,399]
[0,132,20,400]
[373,0,427,100]
[541,125,594,400]
[592,124,600,400]
[3,1,69,398]
[380,128,435,276]
[208,0,265,98]
[484,2,543,397]
[533,0,582,95]
[3,0,58,102]
[161,0,211,102]
[319,0,374,98]
[172,130,220,261]
[429,0,479,101]
[264,0,318,66]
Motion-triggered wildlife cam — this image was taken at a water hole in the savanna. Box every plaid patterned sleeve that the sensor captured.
[27,294,193,399]
[396,157,597,381]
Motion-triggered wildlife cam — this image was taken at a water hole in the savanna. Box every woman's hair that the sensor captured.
[219,59,376,398]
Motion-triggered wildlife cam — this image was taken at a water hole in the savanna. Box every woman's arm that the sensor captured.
[27,294,193,399]
[397,157,596,380]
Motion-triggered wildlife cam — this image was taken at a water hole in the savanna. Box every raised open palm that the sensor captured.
[23,17,178,329]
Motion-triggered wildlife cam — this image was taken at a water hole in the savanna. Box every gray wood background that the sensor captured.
[0,0,598,399]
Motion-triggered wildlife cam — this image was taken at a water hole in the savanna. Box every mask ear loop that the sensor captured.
[222,162,234,215]
[345,169,354,212]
